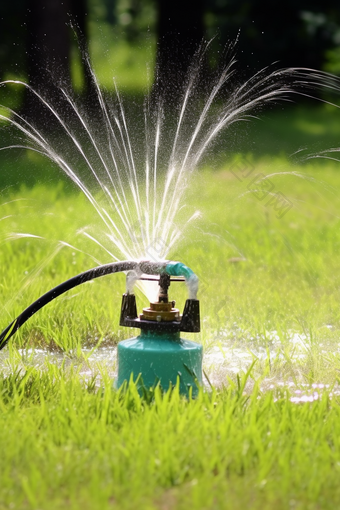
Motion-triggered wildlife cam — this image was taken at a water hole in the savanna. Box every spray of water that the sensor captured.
[0,41,328,265]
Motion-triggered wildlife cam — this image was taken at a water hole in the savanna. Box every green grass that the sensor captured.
[1,104,340,507]
[1,367,340,510]
[1,365,340,510]
[216,102,340,157]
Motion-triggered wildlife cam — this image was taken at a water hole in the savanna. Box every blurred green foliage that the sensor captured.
[205,0,340,72]
[1,0,340,96]
[90,0,157,41]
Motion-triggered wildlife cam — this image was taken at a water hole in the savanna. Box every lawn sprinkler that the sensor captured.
[118,263,202,396]
[0,260,203,396]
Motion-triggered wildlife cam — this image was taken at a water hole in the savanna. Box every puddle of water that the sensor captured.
[1,328,339,401]
[0,346,117,384]
[203,328,310,386]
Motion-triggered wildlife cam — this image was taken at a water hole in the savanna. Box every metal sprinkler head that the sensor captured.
[119,273,200,333]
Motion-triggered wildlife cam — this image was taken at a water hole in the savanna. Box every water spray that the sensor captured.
[0,260,202,396]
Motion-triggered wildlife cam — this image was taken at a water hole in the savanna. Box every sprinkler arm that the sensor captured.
[126,260,199,299]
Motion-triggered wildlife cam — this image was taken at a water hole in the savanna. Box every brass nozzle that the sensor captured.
[140,301,180,322]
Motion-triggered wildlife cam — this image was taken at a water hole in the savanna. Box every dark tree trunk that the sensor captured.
[24,0,71,105]
[22,0,92,122]
[154,0,205,105]
[69,0,94,100]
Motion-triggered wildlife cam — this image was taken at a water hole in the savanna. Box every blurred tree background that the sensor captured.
[1,0,340,99]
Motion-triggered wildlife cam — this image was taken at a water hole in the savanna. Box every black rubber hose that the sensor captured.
[0,260,139,350]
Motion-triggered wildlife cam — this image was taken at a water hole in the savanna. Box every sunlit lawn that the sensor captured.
[1,103,340,508]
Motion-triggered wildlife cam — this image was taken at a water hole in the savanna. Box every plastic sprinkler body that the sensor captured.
[117,263,203,396]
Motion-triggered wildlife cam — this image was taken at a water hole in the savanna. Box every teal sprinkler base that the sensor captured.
[116,330,203,397]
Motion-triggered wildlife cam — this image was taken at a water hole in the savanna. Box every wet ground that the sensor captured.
[1,328,339,403]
